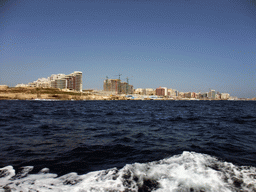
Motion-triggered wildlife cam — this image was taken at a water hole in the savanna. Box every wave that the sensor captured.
[1,151,255,192]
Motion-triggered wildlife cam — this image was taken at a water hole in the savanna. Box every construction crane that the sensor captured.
[105,76,109,91]
[114,73,122,94]
[105,74,133,95]
[125,76,133,95]
[126,77,129,95]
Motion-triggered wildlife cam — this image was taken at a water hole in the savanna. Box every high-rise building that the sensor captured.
[15,71,82,91]
[73,71,83,92]
[49,71,83,91]
[55,79,66,90]
[104,79,121,94]
[208,90,216,99]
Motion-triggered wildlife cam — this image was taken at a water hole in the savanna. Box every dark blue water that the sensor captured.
[0,100,256,191]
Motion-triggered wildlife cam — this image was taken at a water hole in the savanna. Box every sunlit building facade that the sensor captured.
[17,71,83,92]
[156,87,165,96]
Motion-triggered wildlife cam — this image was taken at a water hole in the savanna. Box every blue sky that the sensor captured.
[0,0,255,98]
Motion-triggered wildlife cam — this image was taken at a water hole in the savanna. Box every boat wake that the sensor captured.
[1,151,255,192]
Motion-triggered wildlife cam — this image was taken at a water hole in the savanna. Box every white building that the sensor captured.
[162,87,168,96]
[221,93,230,100]
[16,71,83,92]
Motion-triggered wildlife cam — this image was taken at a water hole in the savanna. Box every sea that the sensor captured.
[0,100,255,192]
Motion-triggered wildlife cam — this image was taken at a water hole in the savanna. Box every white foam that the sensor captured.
[1,152,255,192]
[33,99,60,101]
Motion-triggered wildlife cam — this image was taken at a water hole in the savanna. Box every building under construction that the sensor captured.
[103,79,134,94]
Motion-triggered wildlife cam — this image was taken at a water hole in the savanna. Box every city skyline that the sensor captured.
[14,71,234,100]
[1,0,255,98]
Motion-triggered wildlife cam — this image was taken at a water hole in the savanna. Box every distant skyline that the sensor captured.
[1,0,255,98]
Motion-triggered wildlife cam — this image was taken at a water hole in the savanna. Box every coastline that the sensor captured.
[0,87,255,101]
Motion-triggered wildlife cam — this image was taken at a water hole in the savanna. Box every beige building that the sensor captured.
[167,89,173,96]
[104,79,120,94]
[145,88,155,95]
[179,92,185,98]
[184,92,192,98]
[221,93,230,100]
[16,71,83,92]
[104,79,133,94]
[134,88,146,95]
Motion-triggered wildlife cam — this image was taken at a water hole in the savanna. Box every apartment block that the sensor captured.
[208,90,216,99]
[145,88,155,95]
[134,88,145,95]
[16,71,83,92]
[184,92,192,98]
[156,87,165,96]
[221,93,230,100]
[51,71,82,92]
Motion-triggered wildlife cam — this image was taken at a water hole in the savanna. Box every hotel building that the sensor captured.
[16,71,83,92]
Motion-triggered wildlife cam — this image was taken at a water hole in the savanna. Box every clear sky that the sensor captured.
[0,0,255,98]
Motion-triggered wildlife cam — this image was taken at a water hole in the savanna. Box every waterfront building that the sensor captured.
[120,82,134,94]
[72,71,83,92]
[134,88,144,94]
[184,92,192,98]
[175,90,179,97]
[195,93,200,99]
[134,88,140,94]
[50,80,56,88]
[50,74,65,81]
[145,88,155,95]
[221,93,230,100]
[104,78,133,94]
[104,79,121,94]
[179,92,185,98]
[167,89,172,96]
[216,94,221,100]
[51,71,82,92]
[162,87,168,96]
[55,79,66,90]
[201,92,208,99]
[168,89,178,97]
[169,89,179,97]
[208,90,216,99]
[156,87,165,96]
[16,71,83,92]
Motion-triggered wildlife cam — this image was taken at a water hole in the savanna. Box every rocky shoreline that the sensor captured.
[0,87,121,101]
[0,87,255,101]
